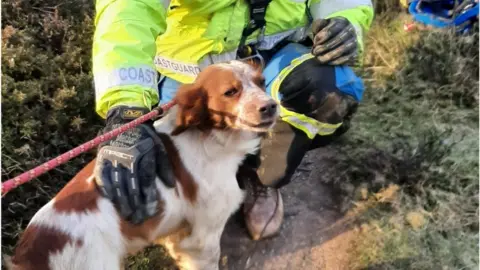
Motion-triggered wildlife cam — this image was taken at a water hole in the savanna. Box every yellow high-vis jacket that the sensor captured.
[92,0,374,118]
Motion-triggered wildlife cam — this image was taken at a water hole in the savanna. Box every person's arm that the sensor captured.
[309,0,374,57]
[92,0,169,118]
[308,0,374,65]
[92,0,175,224]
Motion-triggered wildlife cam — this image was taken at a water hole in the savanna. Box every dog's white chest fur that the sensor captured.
[152,111,261,269]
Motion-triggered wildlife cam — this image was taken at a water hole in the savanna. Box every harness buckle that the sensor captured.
[237,45,265,69]
[236,0,271,69]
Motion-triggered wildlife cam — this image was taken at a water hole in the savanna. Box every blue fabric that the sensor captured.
[334,66,365,101]
[263,43,311,97]
[158,43,365,103]
[408,0,479,33]
[159,76,182,105]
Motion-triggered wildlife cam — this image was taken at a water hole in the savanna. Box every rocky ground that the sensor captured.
[219,148,356,270]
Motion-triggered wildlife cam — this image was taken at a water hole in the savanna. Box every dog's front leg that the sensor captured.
[173,227,222,270]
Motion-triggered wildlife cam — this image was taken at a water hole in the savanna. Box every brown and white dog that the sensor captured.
[7,60,278,270]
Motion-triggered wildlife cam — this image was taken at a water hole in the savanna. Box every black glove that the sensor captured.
[94,105,175,224]
[311,17,358,65]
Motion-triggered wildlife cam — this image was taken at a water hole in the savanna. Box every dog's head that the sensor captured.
[171,60,278,135]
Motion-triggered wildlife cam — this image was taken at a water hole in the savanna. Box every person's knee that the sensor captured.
[279,58,363,125]
[277,58,364,150]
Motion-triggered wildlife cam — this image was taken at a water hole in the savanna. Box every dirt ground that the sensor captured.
[218,148,358,270]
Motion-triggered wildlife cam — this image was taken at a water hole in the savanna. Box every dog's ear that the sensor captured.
[171,83,208,136]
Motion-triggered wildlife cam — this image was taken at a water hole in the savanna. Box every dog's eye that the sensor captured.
[224,88,238,97]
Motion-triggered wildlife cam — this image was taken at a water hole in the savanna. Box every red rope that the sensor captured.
[1,101,176,196]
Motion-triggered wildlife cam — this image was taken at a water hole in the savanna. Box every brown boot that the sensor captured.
[243,183,284,241]
[237,120,292,241]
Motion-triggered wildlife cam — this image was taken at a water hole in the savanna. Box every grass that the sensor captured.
[124,246,177,270]
[324,12,479,270]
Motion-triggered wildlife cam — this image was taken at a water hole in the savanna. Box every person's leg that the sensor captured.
[239,43,311,240]
[241,43,365,240]
[240,119,311,240]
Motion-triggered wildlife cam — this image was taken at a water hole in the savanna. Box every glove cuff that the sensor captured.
[106,105,151,124]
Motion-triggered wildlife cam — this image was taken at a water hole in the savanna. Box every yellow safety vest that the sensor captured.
[92,0,374,121]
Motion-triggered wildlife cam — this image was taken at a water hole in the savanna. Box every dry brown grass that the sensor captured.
[327,11,479,270]
[361,12,421,89]
[372,0,404,13]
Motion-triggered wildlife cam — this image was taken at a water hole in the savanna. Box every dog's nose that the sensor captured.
[258,102,277,118]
